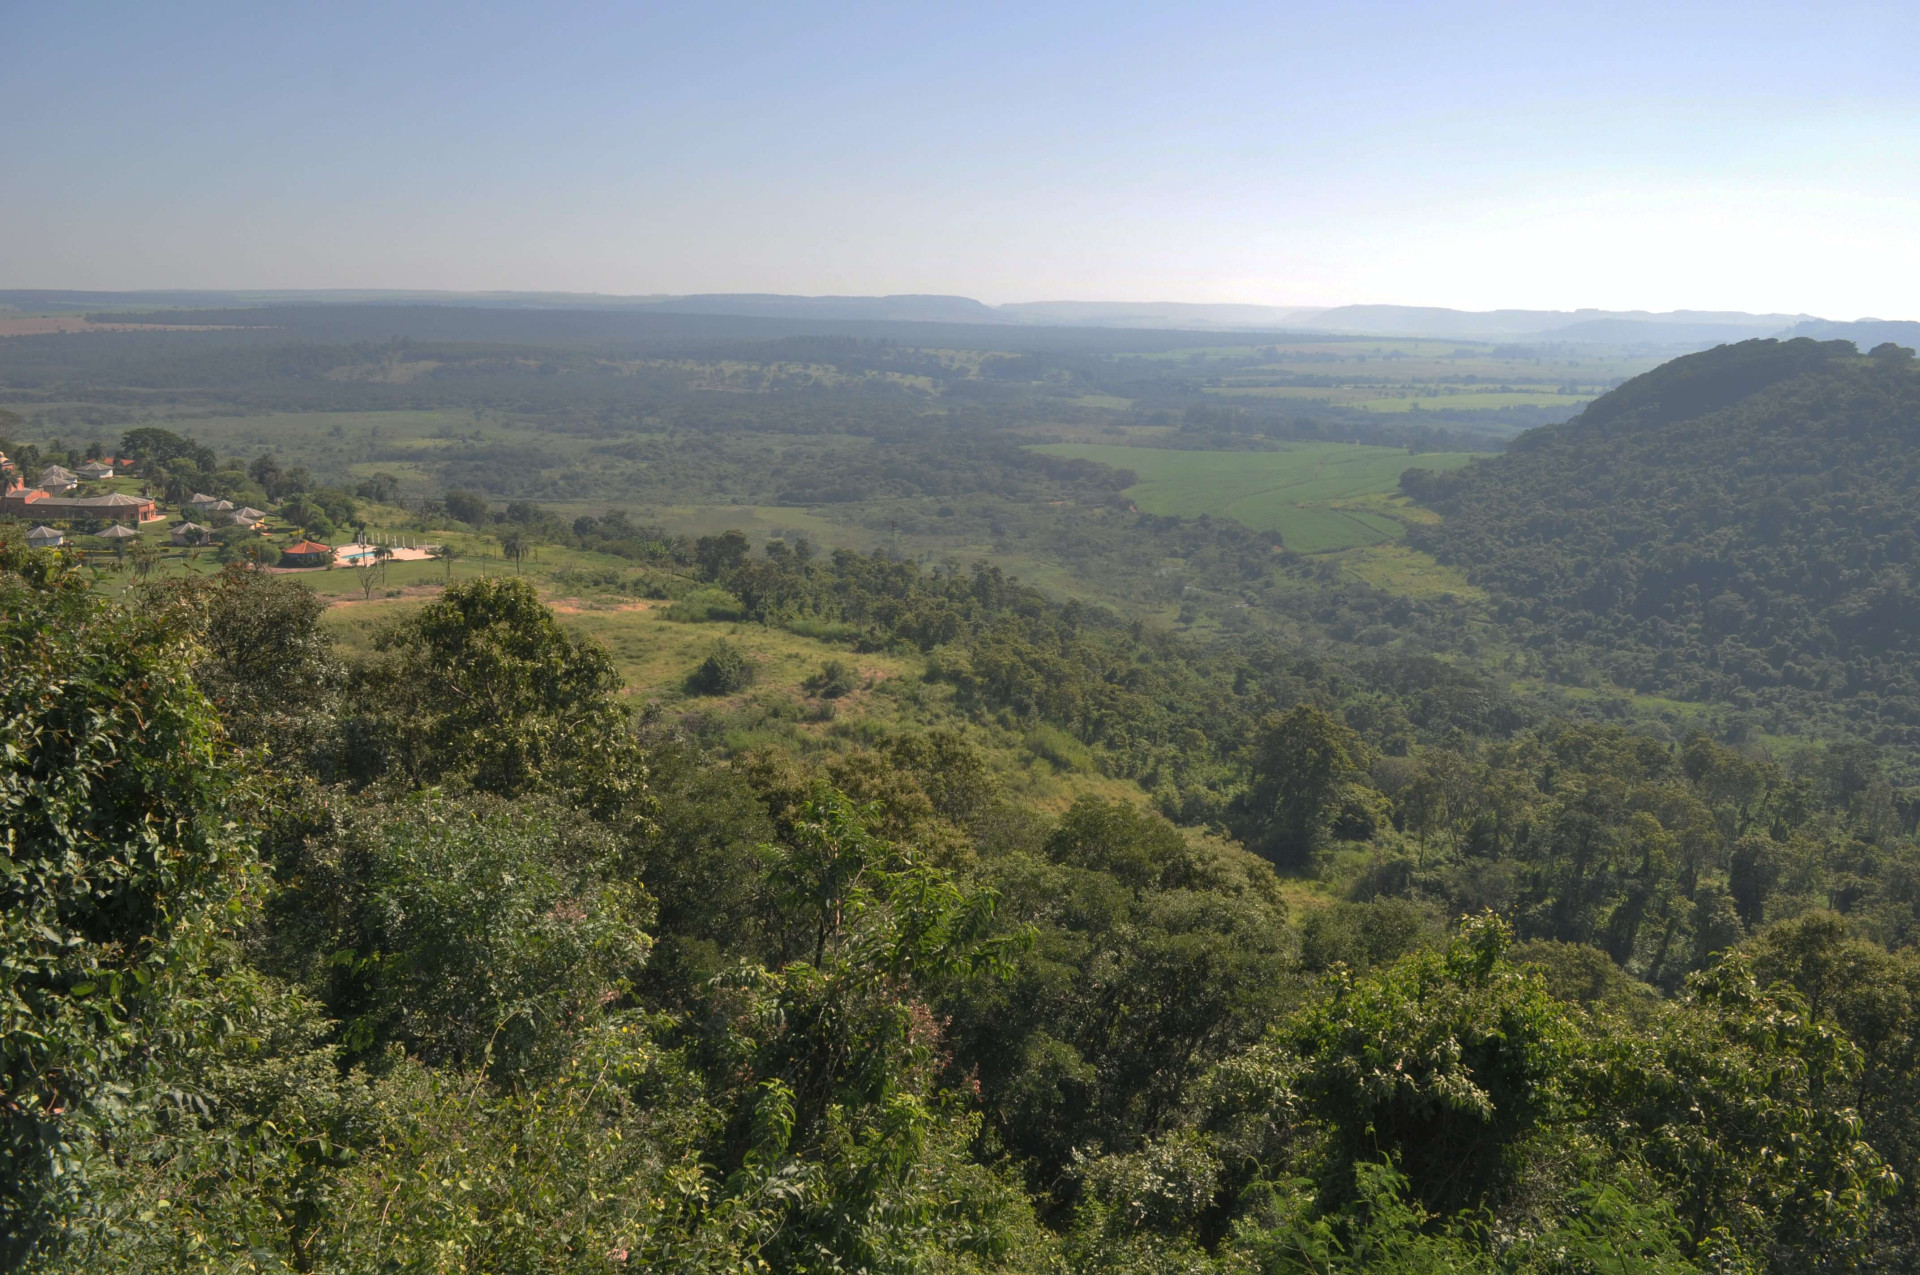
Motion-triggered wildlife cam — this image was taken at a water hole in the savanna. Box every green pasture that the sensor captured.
[1030,441,1473,552]
[1357,390,1590,412]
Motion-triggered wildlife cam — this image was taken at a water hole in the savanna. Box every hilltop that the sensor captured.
[1402,336,1920,748]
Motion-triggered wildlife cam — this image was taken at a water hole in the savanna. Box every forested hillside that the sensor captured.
[1404,338,1920,749]
[10,538,1920,1272]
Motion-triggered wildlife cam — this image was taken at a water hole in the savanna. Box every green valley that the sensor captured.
[1032,439,1471,551]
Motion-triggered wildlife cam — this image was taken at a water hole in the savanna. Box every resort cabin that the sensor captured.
[98,524,140,544]
[78,461,116,480]
[26,525,63,548]
[281,540,336,568]
[171,521,213,546]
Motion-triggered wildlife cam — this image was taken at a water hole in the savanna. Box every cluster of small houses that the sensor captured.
[1,449,335,564]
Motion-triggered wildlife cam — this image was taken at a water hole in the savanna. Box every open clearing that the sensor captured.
[1030,441,1473,552]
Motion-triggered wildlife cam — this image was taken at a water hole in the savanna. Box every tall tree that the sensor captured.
[1240,704,1375,869]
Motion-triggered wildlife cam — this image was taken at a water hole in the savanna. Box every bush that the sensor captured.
[443,489,490,526]
[803,658,858,699]
[687,640,755,695]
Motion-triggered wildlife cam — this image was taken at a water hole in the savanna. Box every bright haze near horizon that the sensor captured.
[2,1,1916,320]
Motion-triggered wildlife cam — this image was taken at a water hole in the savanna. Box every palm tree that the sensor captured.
[499,529,527,573]
[373,542,394,585]
[431,542,459,581]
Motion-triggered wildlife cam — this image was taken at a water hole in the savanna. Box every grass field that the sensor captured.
[317,566,1148,815]
[1030,441,1474,552]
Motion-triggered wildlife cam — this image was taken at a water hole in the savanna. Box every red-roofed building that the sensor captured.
[1,487,159,521]
[280,540,336,568]
[1,485,48,516]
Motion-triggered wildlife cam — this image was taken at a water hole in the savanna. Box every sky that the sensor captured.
[2,1,1917,317]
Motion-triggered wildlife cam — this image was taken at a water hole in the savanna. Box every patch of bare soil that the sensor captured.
[548,597,662,614]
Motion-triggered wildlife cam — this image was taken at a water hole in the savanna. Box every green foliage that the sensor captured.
[947,798,1296,1192]
[346,574,647,809]
[687,638,756,695]
[161,564,342,753]
[16,491,1920,1271]
[804,656,859,698]
[1241,704,1377,868]
[0,540,260,1261]
[118,425,213,472]
[1407,337,1920,755]
[1288,916,1571,1215]
[270,793,650,1078]
[1582,953,1896,1268]
[442,487,489,525]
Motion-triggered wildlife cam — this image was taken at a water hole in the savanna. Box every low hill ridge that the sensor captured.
[1402,337,1920,744]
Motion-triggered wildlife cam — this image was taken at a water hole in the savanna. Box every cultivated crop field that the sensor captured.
[1030,441,1473,552]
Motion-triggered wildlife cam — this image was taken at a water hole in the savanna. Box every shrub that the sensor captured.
[804,658,859,699]
[687,640,755,695]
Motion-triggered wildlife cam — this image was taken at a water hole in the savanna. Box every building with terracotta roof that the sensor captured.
[0,488,160,521]
[280,540,335,568]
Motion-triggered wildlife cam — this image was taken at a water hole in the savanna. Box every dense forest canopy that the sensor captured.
[1405,338,1920,750]
[7,532,1920,1272]
[8,308,1920,1271]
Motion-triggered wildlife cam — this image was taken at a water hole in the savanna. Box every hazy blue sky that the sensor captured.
[3,1,1916,316]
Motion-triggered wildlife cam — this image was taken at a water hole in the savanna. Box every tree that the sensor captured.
[688,639,755,695]
[169,565,342,754]
[246,452,282,494]
[351,555,383,601]
[119,427,212,473]
[1240,704,1376,869]
[271,793,648,1079]
[443,489,489,527]
[1587,953,1897,1266]
[695,529,751,581]
[499,529,528,573]
[431,541,459,581]
[0,540,260,1261]
[1288,916,1572,1216]
[347,575,645,808]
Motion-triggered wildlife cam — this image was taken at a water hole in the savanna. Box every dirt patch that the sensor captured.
[548,597,662,614]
